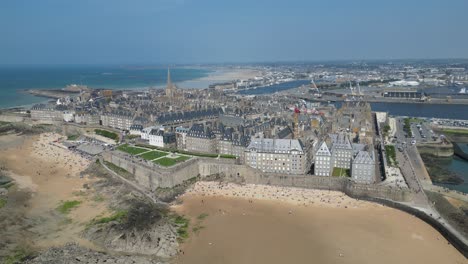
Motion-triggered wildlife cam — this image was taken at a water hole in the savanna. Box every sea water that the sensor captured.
[0,65,210,108]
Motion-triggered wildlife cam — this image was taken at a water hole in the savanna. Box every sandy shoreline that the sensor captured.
[173,182,466,264]
[182,181,379,209]
[0,133,107,251]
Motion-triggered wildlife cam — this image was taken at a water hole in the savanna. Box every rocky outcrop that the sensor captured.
[25,243,166,264]
[83,201,179,259]
[84,220,179,258]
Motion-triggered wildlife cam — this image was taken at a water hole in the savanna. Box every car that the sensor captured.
[411,140,416,145]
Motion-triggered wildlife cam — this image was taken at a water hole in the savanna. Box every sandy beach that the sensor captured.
[197,68,262,82]
[177,68,262,89]
[173,182,466,264]
[0,133,108,250]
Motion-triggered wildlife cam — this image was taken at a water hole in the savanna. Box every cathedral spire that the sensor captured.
[166,67,174,98]
[167,67,172,87]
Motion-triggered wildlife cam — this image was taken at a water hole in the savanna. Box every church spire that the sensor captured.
[167,67,172,87]
[166,67,174,98]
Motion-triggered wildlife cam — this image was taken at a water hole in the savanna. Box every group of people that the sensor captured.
[185,181,373,209]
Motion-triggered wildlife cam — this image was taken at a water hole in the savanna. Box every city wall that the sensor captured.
[102,152,201,191]
[198,161,413,202]
[0,114,25,123]
[104,152,413,202]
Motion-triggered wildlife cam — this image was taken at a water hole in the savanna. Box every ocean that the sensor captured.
[0,66,210,108]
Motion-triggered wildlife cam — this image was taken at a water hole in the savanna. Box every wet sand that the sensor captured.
[0,133,108,250]
[173,182,466,264]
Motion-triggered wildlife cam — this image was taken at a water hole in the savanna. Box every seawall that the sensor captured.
[360,197,468,258]
[417,143,454,157]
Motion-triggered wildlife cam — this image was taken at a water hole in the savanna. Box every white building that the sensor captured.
[141,126,163,140]
[149,129,176,148]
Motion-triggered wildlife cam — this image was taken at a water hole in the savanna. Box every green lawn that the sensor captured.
[332,167,350,177]
[385,145,398,166]
[95,129,119,141]
[117,144,149,155]
[135,143,237,159]
[153,155,190,167]
[441,129,468,135]
[139,150,168,160]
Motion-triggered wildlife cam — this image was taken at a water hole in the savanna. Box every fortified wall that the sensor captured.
[0,114,24,123]
[104,152,413,202]
[200,160,413,202]
[102,152,201,191]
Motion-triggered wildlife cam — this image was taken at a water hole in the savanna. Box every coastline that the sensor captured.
[0,67,260,109]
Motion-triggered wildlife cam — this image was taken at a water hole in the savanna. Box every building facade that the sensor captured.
[245,138,308,175]
[149,129,176,148]
[330,133,353,169]
[100,112,133,131]
[185,124,217,154]
[314,142,332,176]
[30,104,64,123]
[351,150,376,184]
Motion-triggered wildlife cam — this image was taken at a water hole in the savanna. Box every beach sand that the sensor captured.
[0,133,107,250]
[197,69,262,82]
[177,68,262,89]
[172,182,466,264]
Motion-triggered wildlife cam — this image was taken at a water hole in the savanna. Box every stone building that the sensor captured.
[175,126,189,150]
[75,112,100,125]
[218,127,250,162]
[245,138,309,175]
[351,150,376,184]
[330,133,353,169]
[185,124,217,154]
[30,104,64,123]
[100,111,134,131]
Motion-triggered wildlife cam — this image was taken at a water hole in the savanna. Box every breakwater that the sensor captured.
[417,143,454,157]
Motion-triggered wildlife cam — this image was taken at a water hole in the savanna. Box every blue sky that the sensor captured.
[1,0,467,64]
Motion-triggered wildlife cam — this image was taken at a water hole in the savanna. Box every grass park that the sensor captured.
[116,144,149,155]
[140,150,168,161]
[153,155,191,167]
[95,129,119,141]
[332,167,350,177]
